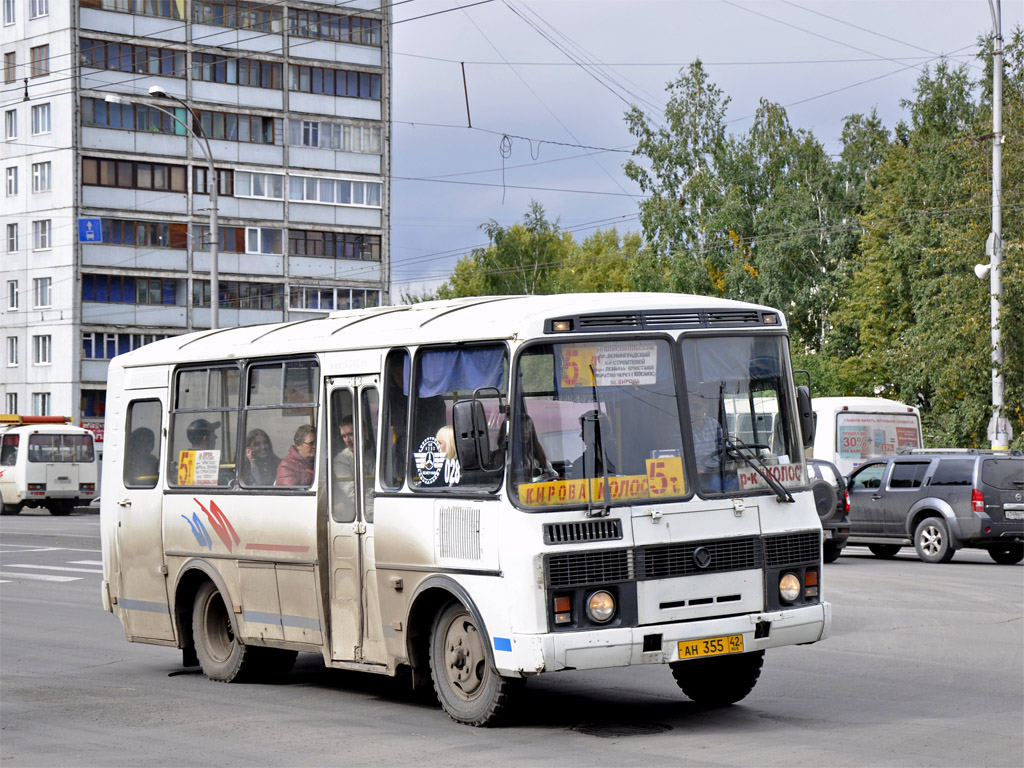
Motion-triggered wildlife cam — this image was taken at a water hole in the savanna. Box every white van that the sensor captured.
[0,415,99,515]
[810,397,922,476]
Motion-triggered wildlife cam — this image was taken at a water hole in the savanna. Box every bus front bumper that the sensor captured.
[496,601,831,677]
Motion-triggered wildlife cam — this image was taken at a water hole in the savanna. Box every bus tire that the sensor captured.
[429,601,512,726]
[914,517,955,563]
[49,502,73,516]
[670,650,764,707]
[1,503,21,515]
[192,581,256,683]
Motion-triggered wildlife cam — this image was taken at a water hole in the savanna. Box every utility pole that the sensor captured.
[986,0,1010,450]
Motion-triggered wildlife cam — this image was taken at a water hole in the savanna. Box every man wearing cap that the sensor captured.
[187,418,220,450]
[277,424,316,487]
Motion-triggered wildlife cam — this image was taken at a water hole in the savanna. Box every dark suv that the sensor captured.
[807,458,849,563]
[845,450,1024,564]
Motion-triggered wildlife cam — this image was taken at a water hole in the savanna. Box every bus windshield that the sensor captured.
[681,335,803,496]
[514,339,685,508]
[27,433,95,463]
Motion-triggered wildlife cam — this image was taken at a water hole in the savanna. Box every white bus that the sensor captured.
[811,397,923,476]
[0,415,99,515]
[100,293,830,725]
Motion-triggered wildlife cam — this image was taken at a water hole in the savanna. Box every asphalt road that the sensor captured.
[2,508,1022,768]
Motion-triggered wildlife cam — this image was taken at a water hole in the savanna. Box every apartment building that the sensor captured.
[1,0,390,451]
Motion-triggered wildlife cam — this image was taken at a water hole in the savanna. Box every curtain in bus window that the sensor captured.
[418,348,504,397]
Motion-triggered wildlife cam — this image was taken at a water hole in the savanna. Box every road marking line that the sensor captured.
[0,571,79,582]
[68,560,103,566]
[6,564,103,574]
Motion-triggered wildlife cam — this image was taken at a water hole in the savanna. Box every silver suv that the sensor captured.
[845,450,1024,564]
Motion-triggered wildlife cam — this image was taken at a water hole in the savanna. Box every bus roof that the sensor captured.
[113,293,787,369]
[812,396,920,415]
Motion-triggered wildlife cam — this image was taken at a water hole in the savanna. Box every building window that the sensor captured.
[4,108,15,140]
[82,331,173,359]
[30,44,48,77]
[192,0,282,32]
[32,220,51,250]
[288,65,380,99]
[245,227,282,255]
[81,274,183,306]
[287,9,380,45]
[4,52,14,83]
[31,103,50,135]
[32,392,51,416]
[31,161,51,192]
[192,279,283,310]
[5,166,15,195]
[93,218,188,249]
[6,280,17,310]
[6,223,16,252]
[290,285,379,312]
[6,336,17,366]
[233,171,283,200]
[288,176,382,207]
[287,119,381,154]
[82,97,187,135]
[29,0,48,18]
[33,335,51,365]
[5,393,16,413]
[79,0,184,21]
[192,167,233,196]
[197,109,280,144]
[82,157,188,192]
[192,53,282,89]
[3,0,14,25]
[288,230,380,261]
[194,225,245,253]
[81,389,105,419]
[33,277,51,308]
[79,38,186,77]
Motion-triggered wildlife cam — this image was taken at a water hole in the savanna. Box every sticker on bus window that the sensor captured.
[559,342,659,388]
[518,457,685,506]
[178,450,220,485]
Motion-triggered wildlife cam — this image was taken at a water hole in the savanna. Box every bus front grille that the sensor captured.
[544,519,623,545]
[545,548,633,588]
[763,531,821,566]
[637,536,762,579]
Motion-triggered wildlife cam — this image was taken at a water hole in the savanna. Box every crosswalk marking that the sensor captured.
[6,564,103,574]
[0,571,79,582]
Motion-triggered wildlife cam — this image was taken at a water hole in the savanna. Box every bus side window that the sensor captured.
[125,400,163,489]
[381,350,409,490]
[1,435,18,465]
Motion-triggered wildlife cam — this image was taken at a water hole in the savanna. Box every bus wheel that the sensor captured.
[429,602,512,726]
[1,504,21,515]
[192,581,255,683]
[49,502,73,516]
[670,650,764,707]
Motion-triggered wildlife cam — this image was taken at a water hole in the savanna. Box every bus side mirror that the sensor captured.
[452,399,490,471]
[797,385,815,448]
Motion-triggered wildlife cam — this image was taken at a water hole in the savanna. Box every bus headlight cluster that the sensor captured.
[586,590,616,623]
[779,573,801,603]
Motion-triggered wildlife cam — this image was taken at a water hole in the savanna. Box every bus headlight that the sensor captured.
[586,590,615,623]
[779,573,801,603]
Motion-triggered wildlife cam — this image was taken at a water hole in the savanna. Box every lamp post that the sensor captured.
[985,0,1009,449]
[107,89,219,329]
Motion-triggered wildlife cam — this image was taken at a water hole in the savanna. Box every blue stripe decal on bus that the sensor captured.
[493,637,512,652]
[119,598,170,614]
[243,610,322,632]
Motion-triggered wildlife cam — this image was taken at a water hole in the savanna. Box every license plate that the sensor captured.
[823,529,833,539]
[677,634,744,660]
[1006,509,1024,520]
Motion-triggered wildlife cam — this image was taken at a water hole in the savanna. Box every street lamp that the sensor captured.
[105,88,219,329]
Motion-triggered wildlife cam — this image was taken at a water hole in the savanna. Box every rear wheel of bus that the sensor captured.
[670,650,765,707]
[429,601,515,726]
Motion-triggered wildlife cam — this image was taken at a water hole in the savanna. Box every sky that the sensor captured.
[387,0,1022,298]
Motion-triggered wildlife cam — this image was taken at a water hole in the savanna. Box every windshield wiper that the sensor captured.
[724,437,795,504]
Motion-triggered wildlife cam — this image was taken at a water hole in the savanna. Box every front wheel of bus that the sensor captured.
[429,602,513,726]
[193,581,255,683]
[670,650,765,707]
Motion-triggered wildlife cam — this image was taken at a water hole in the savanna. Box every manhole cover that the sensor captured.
[571,722,672,738]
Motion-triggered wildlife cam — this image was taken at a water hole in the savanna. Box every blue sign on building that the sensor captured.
[78,218,102,243]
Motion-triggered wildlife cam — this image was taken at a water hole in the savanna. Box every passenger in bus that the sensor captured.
[276,424,316,487]
[569,410,616,479]
[435,425,456,460]
[333,417,357,516]
[519,416,556,481]
[186,419,220,451]
[126,427,159,484]
[242,428,281,486]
